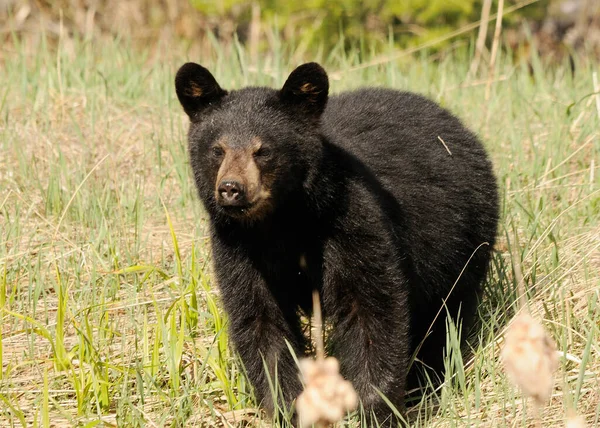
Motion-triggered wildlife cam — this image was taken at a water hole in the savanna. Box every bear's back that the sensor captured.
[320,87,498,304]
[321,88,490,188]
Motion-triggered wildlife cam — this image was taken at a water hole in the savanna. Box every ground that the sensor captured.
[0,35,598,427]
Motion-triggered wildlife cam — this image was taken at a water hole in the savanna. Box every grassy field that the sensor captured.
[0,32,599,427]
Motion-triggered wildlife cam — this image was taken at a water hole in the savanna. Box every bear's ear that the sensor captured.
[279,62,329,117]
[175,63,227,119]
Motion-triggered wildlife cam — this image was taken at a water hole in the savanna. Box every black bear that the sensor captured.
[175,62,499,424]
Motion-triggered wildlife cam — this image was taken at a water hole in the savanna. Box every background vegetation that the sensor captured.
[2,0,600,62]
[0,0,599,426]
[191,0,546,49]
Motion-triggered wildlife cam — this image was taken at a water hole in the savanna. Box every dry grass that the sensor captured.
[0,26,599,427]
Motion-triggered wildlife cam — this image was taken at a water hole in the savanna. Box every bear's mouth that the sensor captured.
[220,204,255,217]
[219,198,272,222]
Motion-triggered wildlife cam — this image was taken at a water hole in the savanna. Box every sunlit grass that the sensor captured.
[0,29,598,427]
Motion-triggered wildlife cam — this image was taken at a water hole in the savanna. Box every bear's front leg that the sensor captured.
[211,240,306,419]
[322,229,410,426]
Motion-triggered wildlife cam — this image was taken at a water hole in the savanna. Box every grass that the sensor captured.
[0,29,599,427]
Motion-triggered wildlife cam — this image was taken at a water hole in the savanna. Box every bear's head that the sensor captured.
[175,62,329,223]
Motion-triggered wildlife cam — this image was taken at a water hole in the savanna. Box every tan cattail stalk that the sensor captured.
[501,312,559,419]
[468,0,493,80]
[296,291,358,427]
[503,231,559,425]
[565,413,588,428]
[485,0,505,100]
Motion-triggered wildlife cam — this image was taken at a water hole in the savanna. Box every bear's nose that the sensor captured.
[218,180,246,206]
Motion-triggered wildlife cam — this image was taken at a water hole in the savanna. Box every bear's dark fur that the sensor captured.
[175,62,499,424]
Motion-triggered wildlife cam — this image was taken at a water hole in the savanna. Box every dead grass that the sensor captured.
[0,29,599,427]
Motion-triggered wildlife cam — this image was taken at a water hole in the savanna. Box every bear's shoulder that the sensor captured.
[325,88,442,115]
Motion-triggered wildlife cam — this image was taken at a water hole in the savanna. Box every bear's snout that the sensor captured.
[217,180,247,206]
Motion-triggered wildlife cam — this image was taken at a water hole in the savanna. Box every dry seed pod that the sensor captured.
[565,413,587,428]
[296,357,358,428]
[501,312,559,406]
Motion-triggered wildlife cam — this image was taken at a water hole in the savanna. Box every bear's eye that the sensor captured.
[211,146,224,158]
[254,147,272,159]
